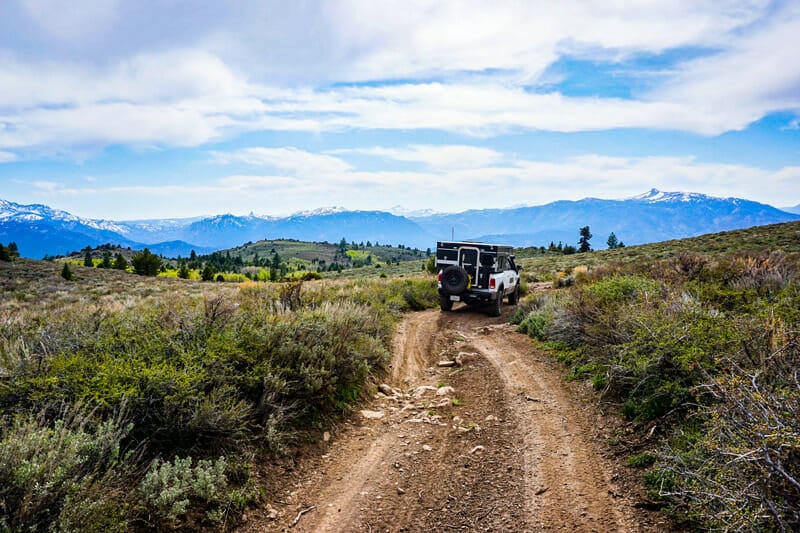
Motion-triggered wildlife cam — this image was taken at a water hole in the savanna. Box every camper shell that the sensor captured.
[435,241,521,316]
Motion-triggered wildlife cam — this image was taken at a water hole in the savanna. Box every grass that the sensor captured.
[513,220,800,530]
[0,257,438,531]
[516,220,800,282]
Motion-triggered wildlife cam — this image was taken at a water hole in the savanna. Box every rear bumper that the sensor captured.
[438,287,500,303]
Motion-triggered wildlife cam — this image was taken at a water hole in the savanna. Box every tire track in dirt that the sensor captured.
[241,307,670,532]
[450,313,633,531]
[292,310,441,532]
[390,309,438,385]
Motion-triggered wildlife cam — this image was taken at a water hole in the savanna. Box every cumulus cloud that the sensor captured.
[0,0,797,156]
[205,147,798,210]
[23,146,797,219]
[322,0,768,82]
[650,2,800,128]
[65,152,800,209]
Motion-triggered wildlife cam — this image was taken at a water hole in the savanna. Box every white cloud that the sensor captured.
[207,149,799,210]
[333,144,503,170]
[307,83,725,134]
[0,150,17,162]
[783,119,800,131]
[2,64,785,157]
[218,175,304,191]
[32,180,62,192]
[0,0,797,156]
[0,49,251,107]
[650,2,800,128]
[211,147,352,175]
[323,0,768,82]
[20,149,798,219]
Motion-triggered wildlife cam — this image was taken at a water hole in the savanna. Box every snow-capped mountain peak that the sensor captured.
[289,206,349,217]
[389,205,443,218]
[0,199,128,233]
[629,189,719,203]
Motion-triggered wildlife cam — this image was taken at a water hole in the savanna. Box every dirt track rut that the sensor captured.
[240,306,672,532]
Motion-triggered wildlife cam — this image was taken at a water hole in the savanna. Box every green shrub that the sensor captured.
[0,273,476,529]
[658,336,800,531]
[0,412,131,532]
[517,311,550,340]
[520,249,800,530]
[584,275,663,306]
[61,262,73,280]
[399,279,438,311]
[626,451,656,468]
[512,293,563,340]
[139,456,228,524]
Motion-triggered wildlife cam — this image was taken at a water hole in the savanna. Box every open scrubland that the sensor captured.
[1,220,798,531]
[0,260,436,531]
[514,220,800,530]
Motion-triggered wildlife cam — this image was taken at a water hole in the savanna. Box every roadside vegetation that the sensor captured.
[512,220,800,530]
[0,257,437,531]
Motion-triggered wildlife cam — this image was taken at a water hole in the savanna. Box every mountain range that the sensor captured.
[2,190,798,259]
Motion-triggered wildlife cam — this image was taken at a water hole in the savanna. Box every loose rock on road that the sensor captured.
[240,307,676,532]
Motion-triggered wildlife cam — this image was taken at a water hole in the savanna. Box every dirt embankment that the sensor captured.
[240,307,676,532]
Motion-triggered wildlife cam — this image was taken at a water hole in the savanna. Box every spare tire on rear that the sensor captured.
[441,265,469,294]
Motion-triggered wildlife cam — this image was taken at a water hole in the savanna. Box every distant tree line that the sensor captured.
[78,245,131,271]
[50,237,432,283]
[527,227,625,256]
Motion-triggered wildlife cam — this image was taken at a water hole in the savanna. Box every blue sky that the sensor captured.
[1,0,799,219]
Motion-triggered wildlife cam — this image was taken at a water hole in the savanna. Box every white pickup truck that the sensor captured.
[436,241,521,316]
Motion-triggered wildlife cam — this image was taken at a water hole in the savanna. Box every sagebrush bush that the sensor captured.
[656,332,800,530]
[513,293,564,340]
[139,456,228,524]
[524,249,800,530]
[0,410,131,532]
[0,275,436,530]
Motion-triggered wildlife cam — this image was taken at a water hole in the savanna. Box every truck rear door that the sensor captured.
[458,246,479,288]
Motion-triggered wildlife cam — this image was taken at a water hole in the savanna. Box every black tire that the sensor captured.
[441,265,468,294]
[508,284,520,305]
[488,288,503,316]
[440,294,454,312]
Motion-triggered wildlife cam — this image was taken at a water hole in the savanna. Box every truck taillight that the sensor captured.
[489,277,496,289]
[437,272,442,283]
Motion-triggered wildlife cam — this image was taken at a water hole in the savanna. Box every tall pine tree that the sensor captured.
[607,232,619,249]
[578,226,593,253]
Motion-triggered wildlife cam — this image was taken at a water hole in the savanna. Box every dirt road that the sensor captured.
[241,306,673,532]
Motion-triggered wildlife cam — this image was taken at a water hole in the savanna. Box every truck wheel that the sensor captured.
[488,289,503,316]
[441,265,468,294]
[508,285,520,305]
[440,295,454,312]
